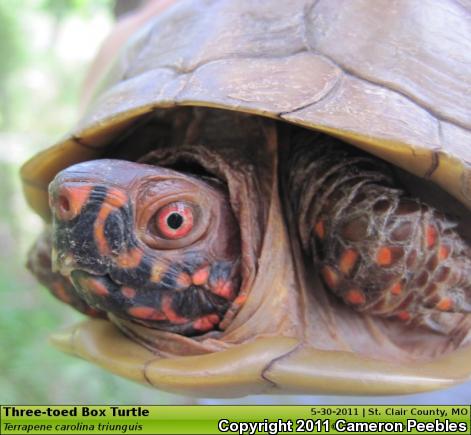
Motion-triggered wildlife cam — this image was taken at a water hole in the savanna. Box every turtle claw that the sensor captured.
[417,313,454,336]
[403,309,471,348]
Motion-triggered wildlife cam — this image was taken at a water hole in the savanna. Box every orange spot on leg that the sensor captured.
[376,247,392,266]
[436,297,453,312]
[192,265,210,286]
[426,225,437,248]
[345,288,366,305]
[389,281,403,296]
[321,265,339,289]
[396,311,411,321]
[314,220,325,239]
[438,244,450,261]
[339,248,359,276]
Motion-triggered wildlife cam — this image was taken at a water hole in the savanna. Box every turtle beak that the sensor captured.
[48,173,125,278]
[48,179,96,276]
[48,162,135,282]
[50,246,74,275]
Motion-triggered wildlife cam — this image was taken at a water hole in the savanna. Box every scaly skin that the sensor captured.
[287,131,471,333]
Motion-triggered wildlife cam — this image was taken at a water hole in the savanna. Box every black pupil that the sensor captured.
[167,212,184,230]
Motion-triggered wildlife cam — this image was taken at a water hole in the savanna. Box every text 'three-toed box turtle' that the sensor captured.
[22,0,471,397]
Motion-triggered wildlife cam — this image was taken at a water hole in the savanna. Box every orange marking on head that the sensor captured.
[106,188,128,208]
[150,263,166,283]
[162,296,188,324]
[376,247,392,266]
[389,281,403,296]
[193,314,220,331]
[396,311,411,321]
[93,189,127,256]
[116,247,143,269]
[128,306,166,320]
[436,297,453,311]
[438,245,450,261]
[51,281,72,304]
[426,224,437,248]
[94,206,112,256]
[192,265,210,286]
[339,248,359,276]
[321,265,339,289]
[345,288,366,305]
[176,272,192,289]
[121,287,136,299]
[86,307,103,318]
[314,220,325,239]
[84,278,109,296]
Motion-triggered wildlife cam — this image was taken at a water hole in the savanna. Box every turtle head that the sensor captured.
[48,159,241,335]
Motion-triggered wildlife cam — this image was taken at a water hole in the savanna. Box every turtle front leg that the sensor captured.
[27,228,106,318]
[286,132,471,334]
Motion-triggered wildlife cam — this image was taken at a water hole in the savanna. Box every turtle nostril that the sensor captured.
[59,195,70,213]
[51,184,92,221]
[54,191,74,221]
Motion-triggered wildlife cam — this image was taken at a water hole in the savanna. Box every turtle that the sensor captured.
[21,0,471,397]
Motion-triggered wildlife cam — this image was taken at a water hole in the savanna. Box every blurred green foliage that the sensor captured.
[41,0,114,19]
[0,0,113,135]
[0,0,191,405]
[0,1,26,127]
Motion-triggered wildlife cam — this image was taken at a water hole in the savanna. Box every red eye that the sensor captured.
[154,202,194,239]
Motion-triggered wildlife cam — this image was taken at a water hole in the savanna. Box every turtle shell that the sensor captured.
[21,0,471,397]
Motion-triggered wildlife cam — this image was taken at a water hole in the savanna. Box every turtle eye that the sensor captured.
[153,202,194,240]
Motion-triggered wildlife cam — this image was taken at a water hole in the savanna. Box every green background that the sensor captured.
[0,0,470,405]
